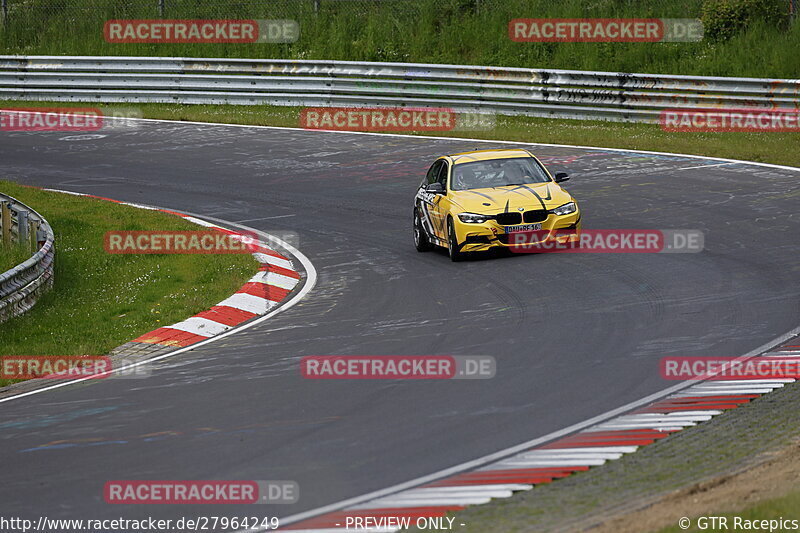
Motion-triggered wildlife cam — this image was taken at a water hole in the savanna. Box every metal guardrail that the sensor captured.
[0,193,55,324]
[0,56,798,122]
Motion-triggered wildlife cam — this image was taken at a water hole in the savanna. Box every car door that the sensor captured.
[429,160,452,241]
[419,159,447,242]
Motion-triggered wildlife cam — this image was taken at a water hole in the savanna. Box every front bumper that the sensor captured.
[454,210,582,252]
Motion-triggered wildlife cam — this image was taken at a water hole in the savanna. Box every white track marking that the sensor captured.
[351,496,492,508]
[214,293,276,314]
[588,422,697,431]
[235,214,297,223]
[670,162,738,172]
[115,202,159,210]
[605,413,717,421]
[166,316,230,337]
[650,410,723,416]
[256,272,299,290]
[710,379,795,384]
[405,485,531,493]
[491,458,609,467]
[529,446,640,454]
[513,451,625,460]
[517,447,637,454]
[180,215,219,228]
[252,252,294,269]
[670,390,772,397]
[686,385,784,392]
[517,448,627,456]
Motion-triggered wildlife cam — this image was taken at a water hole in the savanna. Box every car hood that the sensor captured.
[448,182,573,214]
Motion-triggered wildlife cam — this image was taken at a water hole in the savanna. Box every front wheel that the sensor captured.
[414,208,432,252]
[447,218,464,262]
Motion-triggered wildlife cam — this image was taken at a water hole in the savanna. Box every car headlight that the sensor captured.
[551,202,577,216]
[458,212,493,224]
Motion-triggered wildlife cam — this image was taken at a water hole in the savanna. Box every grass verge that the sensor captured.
[0,180,257,387]
[0,240,33,273]
[4,101,799,168]
[0,0,797,78]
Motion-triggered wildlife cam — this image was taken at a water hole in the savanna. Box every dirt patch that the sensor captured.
[590,438,800,533]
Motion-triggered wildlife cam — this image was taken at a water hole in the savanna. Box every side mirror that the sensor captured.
[425,182,446,194]
[554,172,570,183]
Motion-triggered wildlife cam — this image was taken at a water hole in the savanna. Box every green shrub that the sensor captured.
[701,0,788,41]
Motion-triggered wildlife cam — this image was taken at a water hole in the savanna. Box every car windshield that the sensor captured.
[451,157,551,191]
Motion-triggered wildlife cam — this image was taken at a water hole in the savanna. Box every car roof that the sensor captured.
[448,148,533,165]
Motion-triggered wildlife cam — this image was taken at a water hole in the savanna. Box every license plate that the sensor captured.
[505,223,542,233]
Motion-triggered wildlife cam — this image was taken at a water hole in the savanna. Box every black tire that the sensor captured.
[414,208,432,252]
[447,218,465,262]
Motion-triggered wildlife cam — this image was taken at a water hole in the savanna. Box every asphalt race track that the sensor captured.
[0,122,798,525]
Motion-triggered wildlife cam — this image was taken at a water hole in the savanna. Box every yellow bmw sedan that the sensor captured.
[413,148,581,261]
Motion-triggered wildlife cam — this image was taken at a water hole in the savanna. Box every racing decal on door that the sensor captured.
[416,191,445,245]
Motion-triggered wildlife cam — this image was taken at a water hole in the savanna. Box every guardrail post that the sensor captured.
[791,0,798,22]
[29,219,37,251]
[17,209,29,248]
[1,201,11,246]
[1,0,7,27]
[313,0,320,14]
[158,0,164,17]
[35,220,46,249]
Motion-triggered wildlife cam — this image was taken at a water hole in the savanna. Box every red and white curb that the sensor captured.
[42,189,302,349]
[280,337,800,532]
